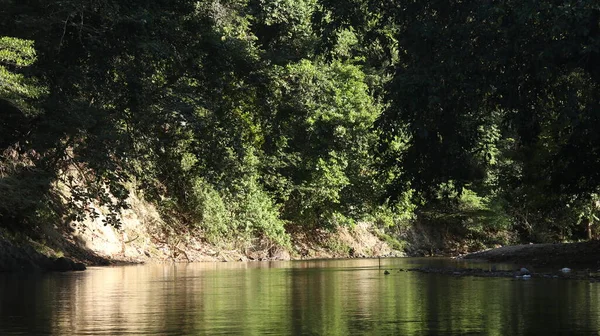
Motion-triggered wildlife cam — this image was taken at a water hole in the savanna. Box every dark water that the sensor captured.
[1,258,599,335]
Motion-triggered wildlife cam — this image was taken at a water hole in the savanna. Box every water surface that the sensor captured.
[1,258,599,335]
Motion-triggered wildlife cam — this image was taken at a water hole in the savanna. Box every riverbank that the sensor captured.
[462,241,600,268]
[0,223,400,272]
[7,188,599,273]
[0,228,97,272]
[388,266,600,282]
[0,192,401,272]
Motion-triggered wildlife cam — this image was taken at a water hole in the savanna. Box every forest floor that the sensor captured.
[462,241,600,268]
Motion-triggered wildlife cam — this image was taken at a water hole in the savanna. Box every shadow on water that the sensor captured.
[1,258,600,335]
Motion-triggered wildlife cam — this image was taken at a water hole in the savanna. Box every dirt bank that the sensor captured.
[462,241,600,268]
[0,223,399,272]
[0,192,402,272]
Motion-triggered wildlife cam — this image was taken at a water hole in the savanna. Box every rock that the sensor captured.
[522,274,531,279]
[520,267,530,274]
[73,262,87,271]
[384,270,390,275]
[269,247,291,260]
[560,267,572,273]
[52,257,76,272]
[21,259,41,272]
[0,257,20,272]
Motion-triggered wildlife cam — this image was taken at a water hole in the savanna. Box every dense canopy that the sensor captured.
[1,0,599,248]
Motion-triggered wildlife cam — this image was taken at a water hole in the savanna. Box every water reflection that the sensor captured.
[1,258,600,335]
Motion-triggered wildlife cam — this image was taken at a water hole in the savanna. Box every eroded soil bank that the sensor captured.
[7,188,599,273]
[0,192,401,272]
[0,223,400,272]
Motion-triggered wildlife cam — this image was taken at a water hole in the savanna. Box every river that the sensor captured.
[1,258,599,335]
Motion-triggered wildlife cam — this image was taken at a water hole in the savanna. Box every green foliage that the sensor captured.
[0,149,51,223]
[249,0,318,63]
[370,199,415,230]
[577,194,600,228]
[0,37,36,66]
[229,176,289,246]
[374,230,405,251]
[0,36,46,147]
[0,36,51,227]
[189,177,231,237]
[262,59,386,228]
[4,0,600,252]
[457,189,512,235]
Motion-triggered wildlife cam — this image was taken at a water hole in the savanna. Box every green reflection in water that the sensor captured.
[1,259,600,335]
